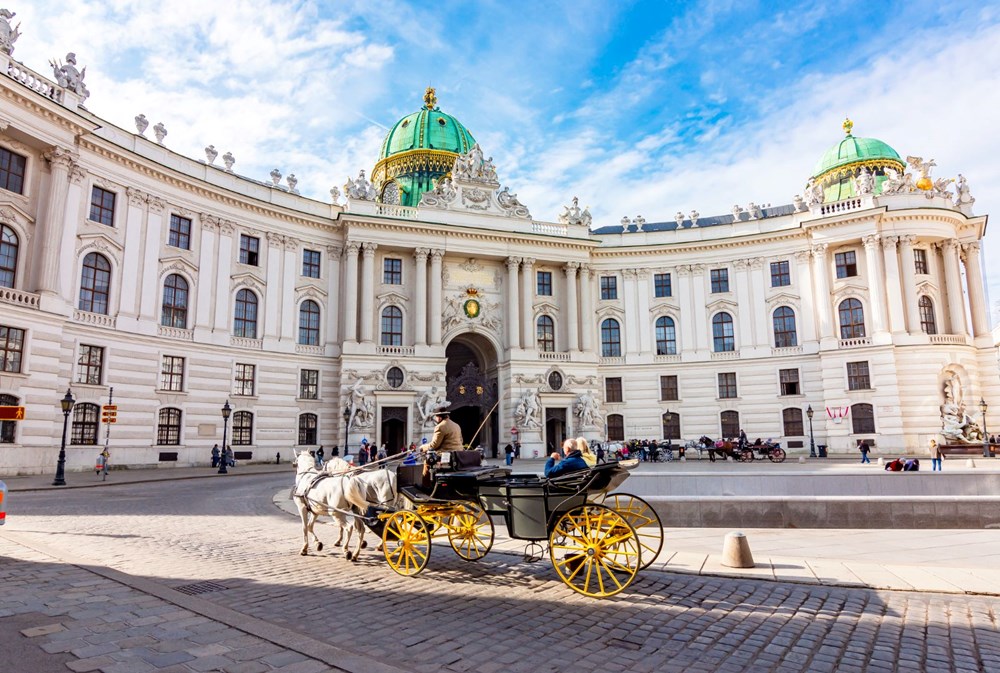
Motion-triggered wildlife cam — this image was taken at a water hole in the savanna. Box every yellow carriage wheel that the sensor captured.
[601,493,664,570]
[549,504,640,598]
[382,510,432,576]
[445,504,494,561]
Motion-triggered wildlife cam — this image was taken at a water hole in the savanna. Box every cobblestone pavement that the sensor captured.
[3,474,1000,673]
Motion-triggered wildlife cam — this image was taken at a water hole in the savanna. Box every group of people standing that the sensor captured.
[210,444,235,468]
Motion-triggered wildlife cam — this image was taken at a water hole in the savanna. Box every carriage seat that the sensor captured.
[438,450,483,471]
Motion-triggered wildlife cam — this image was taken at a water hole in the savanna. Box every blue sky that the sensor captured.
[12,0,1000,320]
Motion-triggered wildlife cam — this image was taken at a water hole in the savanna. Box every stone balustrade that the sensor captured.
[654,354,681,363]
[295,344,325,355]
[772,346,804,355]
[538,351,570,361]
[230,336,263,350]
[599,356,625,365]
[6,60,61,102]
[819,198,862,216]
[838,336,873,349]
[0,287,40,309]
[375,204,418,220]
[157,326,194,341]
[930,334,970,346]
[710,350,740,360]
[376,345,415,356]
[72,309,116,328]
[531,222,569,236]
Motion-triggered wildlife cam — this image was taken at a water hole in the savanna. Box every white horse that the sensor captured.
[292,451,367,560]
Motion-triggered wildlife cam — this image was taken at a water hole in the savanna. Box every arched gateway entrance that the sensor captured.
[445,334,499,454]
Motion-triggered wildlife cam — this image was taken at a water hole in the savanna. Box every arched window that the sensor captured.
[161,274,189,328]
[712,312,735,352]
[70,402,100,445]
[232,411,253,445]
[0,393,17,443]
[380,305,402,346]
[720,410,740,438]
[79,252,111,314]
[0,224,18,288]
[772,306,798,348]
[601,318,621,357]
[298,413,318,445]
[851,403,875,434]
[838,298,865,339]
[782,408,804,436]
[607,414,624,441]
[536,315,555,352]
[234,289,258,338]
[655,316,677,355]
[662,412,680,440]
[299,300,321,345]
[919,295,937,335]
[157,408,182,445]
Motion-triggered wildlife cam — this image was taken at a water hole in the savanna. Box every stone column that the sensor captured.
[861,235,887,334]
[326,245,342,345]
[413,248,429,346]
[195,214,218,330]
[793,250,817,343]
[281,238,298,342]
[676,265,695,353]
[899,235,921,333]
[564,262,580,351]
[962,241,988,337]
[138,198,165,321]
[691,265,709,351]
[941,239,966,335]
[810,244,834,340]
[622,269,639,354]
[263,232,283,340]
[37,148,75,295]
[733,260,755,347]
[342,242,361,343]
[429,249,444,345]
[212,221,235,333]
[61,166,85,300]
[579,265,594,353]
[506,256,521,350]
[749,259,769,348]
[880,236,906,334]
[359,242,377,343]
[520,258,535,349]
[636,269,652,354]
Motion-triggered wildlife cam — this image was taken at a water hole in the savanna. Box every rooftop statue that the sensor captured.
[747,202,763,219]
[674,212,684,227]
[930,176,953,200]
[269,168,282,186]
[344,169,377,201]
[881,167,914,195]
[204,145,218,165]
[49,52,91,102]
[792,194,805,212]
[329,186,341,205]
[497,186,530,218]
[854,167,874,195]
[634,215,646,231]
[452,143,498,184]
[804,180,824,207]
[732,204,744,221]
[558,196,590,227]
[222,152,235,172]
[153,122,167,145]
[688,211,698,228]
[419,177,457,207]
[0,9,20,55]
[134,113,148,136]
[955,174,975,208]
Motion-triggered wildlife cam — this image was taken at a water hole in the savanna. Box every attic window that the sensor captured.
[437,118,447,126]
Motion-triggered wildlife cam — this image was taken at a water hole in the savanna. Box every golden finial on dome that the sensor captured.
[423,86,437,110]
[842,117,854,136]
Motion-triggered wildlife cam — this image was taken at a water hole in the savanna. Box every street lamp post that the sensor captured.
[218,400,232,474]
[807,405,816,458]
[980,398,990,459]
[52,388,75,486]
[343,404,351,457]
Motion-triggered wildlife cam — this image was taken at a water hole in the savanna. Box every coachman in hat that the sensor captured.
[418,404,464,454]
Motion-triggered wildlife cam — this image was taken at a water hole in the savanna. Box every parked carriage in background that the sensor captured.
[683,436,786,463]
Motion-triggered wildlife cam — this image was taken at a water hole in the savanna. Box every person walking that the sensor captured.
[376,442,388,467]
[595,443,606,464]
[97,448,110,480]
[224,445,235,468]
[210,443,220,468]
[504,442,514,466]
[858,439,871,464]
[930,438,943,472]
[358,439,369,466]
[316,445,325,467]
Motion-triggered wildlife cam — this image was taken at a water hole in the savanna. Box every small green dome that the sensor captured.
[378,88,476,160]
[812,119,902,178]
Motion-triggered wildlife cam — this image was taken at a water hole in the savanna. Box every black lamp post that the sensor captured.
[218,400,232,474]
[343,404,351,456]
[980,397,990,458]
[807,404,816,458]
[52,388,75,486]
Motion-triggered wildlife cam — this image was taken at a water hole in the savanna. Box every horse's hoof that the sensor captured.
[316,542,324,551]
[300,550,308,556]
[351,554,359,563]
[361,540,368,549]
[334,542,342,547]
[345,551,353,561]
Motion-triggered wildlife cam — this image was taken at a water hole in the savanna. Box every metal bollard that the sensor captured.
[0,480,7,526]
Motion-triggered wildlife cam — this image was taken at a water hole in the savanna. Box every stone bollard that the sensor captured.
[967,458,976,468]
[877,457,884,466]
[798,456,806,464]
[721,531,755,568]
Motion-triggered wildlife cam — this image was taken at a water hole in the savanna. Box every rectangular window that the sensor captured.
[299,369,319,400]
[239,234,259,266]
[710,268,729,293]
[770,261,790,287]
[168,214,191,249]
[536,271,552,296]
[779,368,800,396]
[659,375,678,401]
[76,345,104,385]
[89,187,116,226]
[835,251,858,279]
[847,361,871,391]
[0,147,26,194]
[383,258,402,284]
[160,355,185,392]
[718,372,737,399]
[302,249,321,278]
[600,276,617,300]
[234,363,256,396]
[605,377,623,403]
[654,273,672,298]
[914,248,928,275]
[0,325,25,373]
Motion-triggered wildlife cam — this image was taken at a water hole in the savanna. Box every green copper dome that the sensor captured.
[811,119,905,202]
[372,88,477,207]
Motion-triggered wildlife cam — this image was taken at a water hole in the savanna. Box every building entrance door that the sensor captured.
[445,334,499,452]
[545,408,567,454]
[380,406,407,454]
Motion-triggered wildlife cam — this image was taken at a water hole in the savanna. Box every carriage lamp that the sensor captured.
[52,388,75,486]
[218,400,232,474]
[806,405,816,458]
[343,404,352,456]
[981,398,990,458]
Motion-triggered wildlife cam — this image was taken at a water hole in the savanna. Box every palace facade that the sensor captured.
[0,30,996,475]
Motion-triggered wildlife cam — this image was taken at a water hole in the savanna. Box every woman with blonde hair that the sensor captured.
[576,436,597,467]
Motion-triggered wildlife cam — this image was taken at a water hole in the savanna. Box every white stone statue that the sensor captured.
[452,143,498,183]
[559,197,586,226]
[204,145,218,165]
[286,174,298,194]
[930,176,953,200]
[881,167,914,195]
[675,211,685,227]
[939,374,982,443]
[731,204,744,221]
[153,122,167,145]
[854,167,874,195]
[574,391,601,429]
[497,186,530,218]
[134,113,148,136]
[0,8,20,55]
[329,186,341,205]
[689,210,699,228]
[906,155,937,181]
[514,390,541,430]
[344,169,377,201]
[420,177,457,208]
[804,180,824,207]
[634,215,645,231]
[954,174,974,207]
[222,152,235,171]
[49,52,90,101]
[269,168,282,186]
[621,216,631,231]
[792,194,805,212]
[748,202,763,219]
[347,380,371,431]
[417,386,448,426]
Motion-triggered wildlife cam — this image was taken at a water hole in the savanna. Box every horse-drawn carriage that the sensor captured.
[683,436,786,463]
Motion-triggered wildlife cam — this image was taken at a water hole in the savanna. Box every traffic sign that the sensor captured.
[0,406,25,421]
[510,427,518,435]
[102,404,118,411]
[101,409,118,424]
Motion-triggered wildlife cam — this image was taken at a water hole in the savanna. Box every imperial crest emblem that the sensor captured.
[464,298,481,318]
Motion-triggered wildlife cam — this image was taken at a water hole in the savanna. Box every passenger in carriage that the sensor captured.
[576,437,597,467]
[545,439,590,478]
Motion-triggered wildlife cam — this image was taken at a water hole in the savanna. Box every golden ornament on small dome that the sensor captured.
[842,117,854,136]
